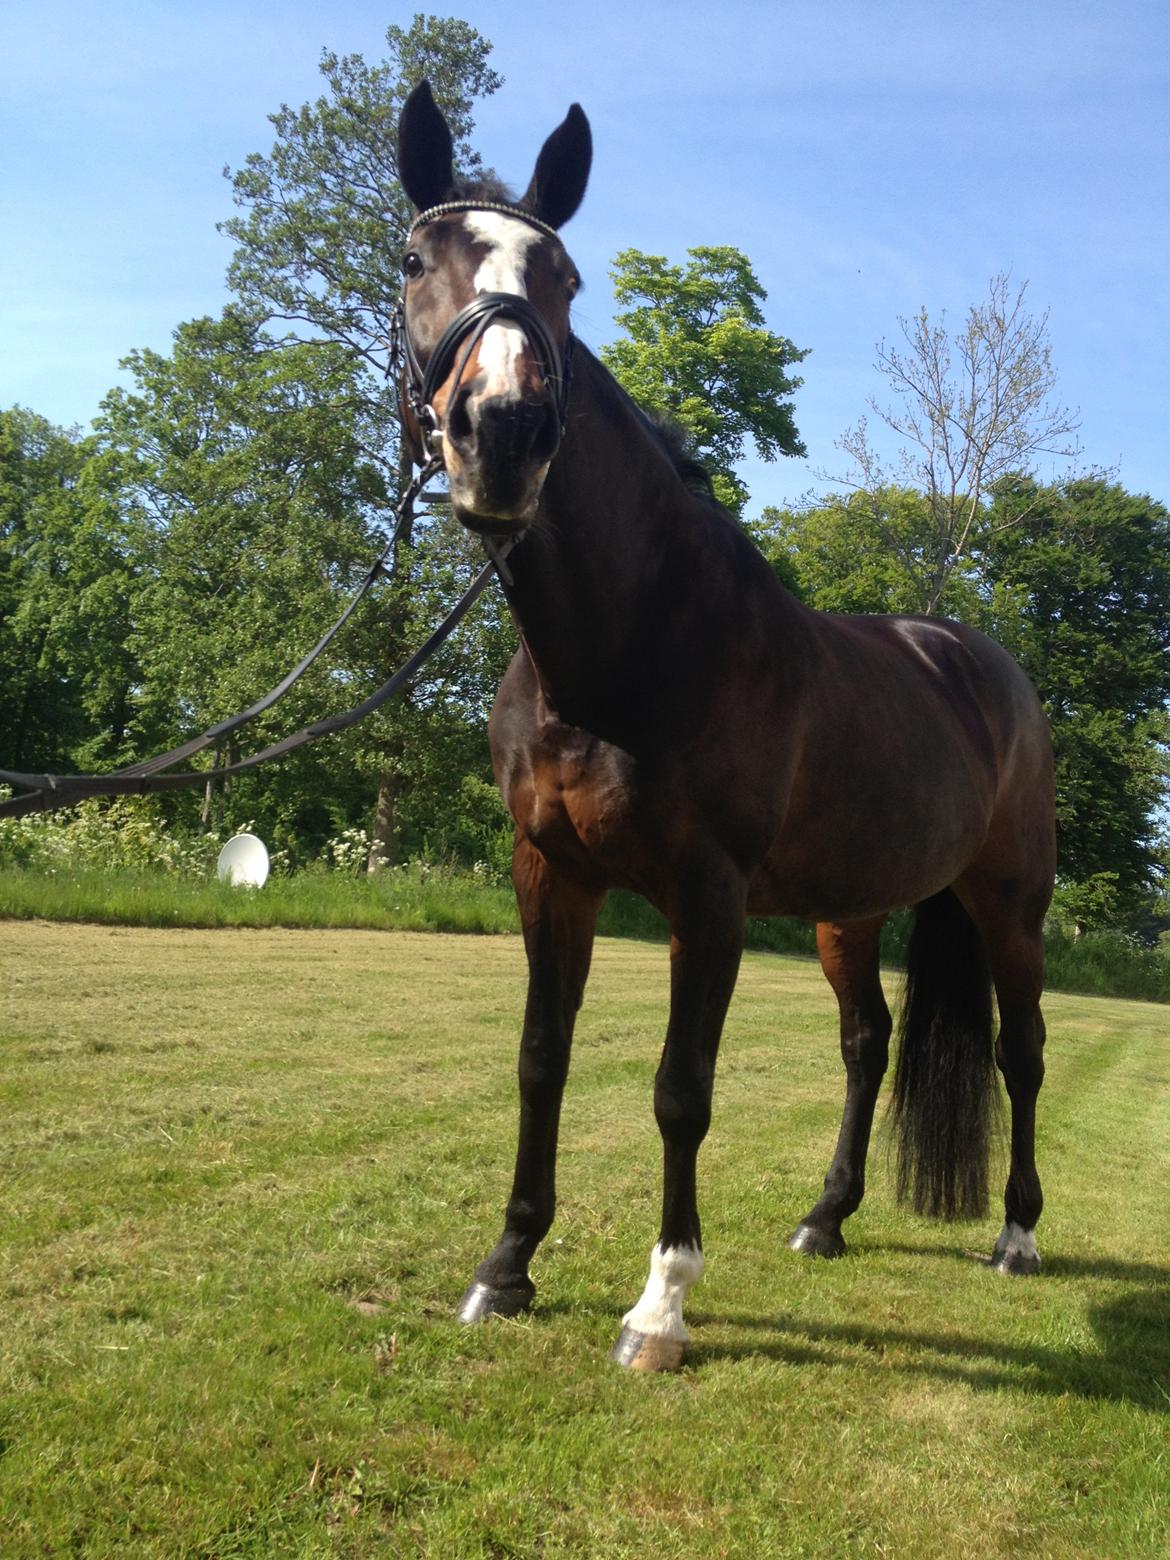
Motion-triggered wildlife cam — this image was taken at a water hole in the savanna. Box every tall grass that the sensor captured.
[5,795,1167,1000]
[3,863,1167,1001]
[0,862,520,935]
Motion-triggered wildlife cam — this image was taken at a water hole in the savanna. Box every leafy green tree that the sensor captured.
[754,485,981,621]
[981,476,1170,920]
[219,16,508,864]
[601,246,808,516]
[221,15,501,482]
[93,308,514,861]
[93,313,392,849]
[0,408,140,774]
[771,474,1170,927]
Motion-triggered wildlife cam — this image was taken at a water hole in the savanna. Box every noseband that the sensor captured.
[393,204,575,454]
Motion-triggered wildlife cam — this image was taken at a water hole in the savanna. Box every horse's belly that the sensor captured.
[750,785,992,921]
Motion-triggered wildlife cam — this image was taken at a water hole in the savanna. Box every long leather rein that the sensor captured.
[0,203,570,820]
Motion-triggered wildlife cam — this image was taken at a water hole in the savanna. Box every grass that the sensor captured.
[0,864,522,935]
[4,863,1167,1001]
[2,920,1168,1557]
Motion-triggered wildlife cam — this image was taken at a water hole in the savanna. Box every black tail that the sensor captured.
[891,889,998,1221]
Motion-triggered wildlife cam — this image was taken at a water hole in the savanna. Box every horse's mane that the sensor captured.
[448,173,523,206]
[641,414,719,504]
[581,347,723,509]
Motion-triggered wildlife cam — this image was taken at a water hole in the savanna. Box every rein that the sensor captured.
[0,201,564,821]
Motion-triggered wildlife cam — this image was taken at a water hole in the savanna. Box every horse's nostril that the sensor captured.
[461,396,558,467]
[447,385,474,446]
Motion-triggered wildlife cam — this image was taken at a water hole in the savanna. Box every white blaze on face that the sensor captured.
[463,211,544,398]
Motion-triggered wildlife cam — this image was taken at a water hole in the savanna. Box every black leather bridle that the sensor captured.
[394,201,575,453]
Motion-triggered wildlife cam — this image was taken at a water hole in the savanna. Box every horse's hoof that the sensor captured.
[991,1248,1041,1277]
[609,1326,686,1373]
[787,1223,846,1259]
[457,1279,534,1323]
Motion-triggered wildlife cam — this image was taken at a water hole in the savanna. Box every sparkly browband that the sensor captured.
[409,200,562,243]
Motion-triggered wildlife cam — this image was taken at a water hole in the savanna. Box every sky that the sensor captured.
[2,0,1168,514]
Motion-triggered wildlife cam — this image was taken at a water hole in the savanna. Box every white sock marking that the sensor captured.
[622,1242,704,1343]
[994,1222,1039,1263]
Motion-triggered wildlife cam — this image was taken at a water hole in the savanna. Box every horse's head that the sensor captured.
[396,82,592,535]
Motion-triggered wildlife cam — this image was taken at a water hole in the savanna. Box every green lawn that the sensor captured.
[2,922,1167,1557]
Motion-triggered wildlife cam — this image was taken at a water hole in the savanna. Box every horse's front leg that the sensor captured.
[611,873,745,1371]
[459,836,604,1322]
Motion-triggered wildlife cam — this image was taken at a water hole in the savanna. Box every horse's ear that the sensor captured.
[397,80,455,211]
[523,104,592,230]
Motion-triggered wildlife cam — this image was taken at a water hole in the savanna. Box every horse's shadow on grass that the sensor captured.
[683,1244,1170,1410]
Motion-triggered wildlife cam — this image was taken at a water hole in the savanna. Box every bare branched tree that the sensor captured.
[834,273,1081,614]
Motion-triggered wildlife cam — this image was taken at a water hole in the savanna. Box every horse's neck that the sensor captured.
[499,350,699,712]
[496,351,789,726]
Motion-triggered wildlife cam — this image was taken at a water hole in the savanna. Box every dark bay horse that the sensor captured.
[395,83,1056,1371]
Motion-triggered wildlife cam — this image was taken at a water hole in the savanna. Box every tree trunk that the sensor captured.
[201,746,219,831]
[367,762,399,872]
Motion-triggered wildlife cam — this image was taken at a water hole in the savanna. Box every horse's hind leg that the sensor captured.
[459,836,604,1322]
[789,916,891,1259]
[959,877,1048,1275]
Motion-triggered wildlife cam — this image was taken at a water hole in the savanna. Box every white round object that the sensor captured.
[216,832,270,888]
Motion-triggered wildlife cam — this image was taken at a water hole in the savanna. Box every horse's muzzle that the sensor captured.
[444,390,560,528]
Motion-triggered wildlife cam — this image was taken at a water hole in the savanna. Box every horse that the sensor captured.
[394,81,1056,1372]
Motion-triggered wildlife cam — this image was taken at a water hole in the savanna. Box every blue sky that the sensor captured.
[2,0,1168,514]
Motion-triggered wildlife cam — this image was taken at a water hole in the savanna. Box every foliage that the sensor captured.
[0,408,140,774]
[756,485,981,620]
[601,246,808,515]
[216,16,512,866]
[1043,924,1170,1003]
[86,313,514,868]
[0,800,218,878]
[981,477,1170,915]
[221,14,502,482]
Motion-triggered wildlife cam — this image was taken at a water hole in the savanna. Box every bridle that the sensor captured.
[392,200,575,457]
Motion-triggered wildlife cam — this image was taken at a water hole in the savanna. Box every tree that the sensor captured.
[833,273,1080,613]
[0,408,140,775]
[601,246,808,516]
[92,312,392,849]
[219,16,507,865]
[981,476,1170,921]
[755,485,981,621]
[221,15,501,488]
[91,308,514,861]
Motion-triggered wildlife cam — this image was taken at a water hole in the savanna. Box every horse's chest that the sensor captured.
[503,738,645,880]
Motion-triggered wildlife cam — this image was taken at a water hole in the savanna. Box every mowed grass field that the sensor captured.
[2,921,1168,1558]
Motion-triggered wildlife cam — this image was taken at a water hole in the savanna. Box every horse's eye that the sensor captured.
[566,273,581,300]
[402,251,424,280]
